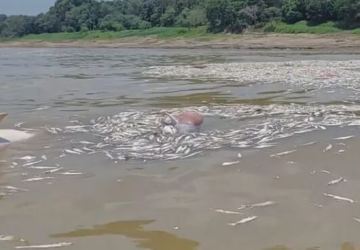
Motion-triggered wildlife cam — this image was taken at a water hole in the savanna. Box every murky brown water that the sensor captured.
[1,48,360,250]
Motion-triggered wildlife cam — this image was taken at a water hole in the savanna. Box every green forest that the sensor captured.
[0,0,359,38]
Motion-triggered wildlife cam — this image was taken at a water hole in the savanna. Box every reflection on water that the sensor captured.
[52,220,199,250]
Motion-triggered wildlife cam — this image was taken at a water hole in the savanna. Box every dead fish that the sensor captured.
[222,161,240,166]
[270,150,296,157]
[14,122,25,128]
[215,209,242,215]
[104,151,114,160]
[15,242,73,249]
[22,160,43,167]
[3,185,28,192]
[302,141,316,146]
[45,127,62,134]
[255,144,275,149]
[0,235,15,241]
[72,148,85,154]
[79,141,95,145]
[60,172,83,175]
[19,156,36,161]
[28,166,57,170]
[323,144,333,152]
[323,193,355,203]
[228,216,258,226]
[320,170,331,174]
[23,177,54,182]
[45,167,63,174]
[250,201,276,208]
[328,177,346,185]
[64,149,81,155]
[334,135,354,140]
[353,217,360,223]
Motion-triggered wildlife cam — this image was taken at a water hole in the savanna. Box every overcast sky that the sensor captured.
[0,0,56,15]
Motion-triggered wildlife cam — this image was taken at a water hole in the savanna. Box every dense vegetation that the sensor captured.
[0,0,359,38]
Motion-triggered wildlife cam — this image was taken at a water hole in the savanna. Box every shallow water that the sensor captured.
[1,48,360,250]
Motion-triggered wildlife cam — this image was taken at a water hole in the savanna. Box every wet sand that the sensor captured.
[0,33,360,51]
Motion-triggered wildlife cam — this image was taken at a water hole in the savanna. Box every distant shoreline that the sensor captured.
[1,33,360,51]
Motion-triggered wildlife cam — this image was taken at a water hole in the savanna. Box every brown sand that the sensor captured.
[0,33,359,51]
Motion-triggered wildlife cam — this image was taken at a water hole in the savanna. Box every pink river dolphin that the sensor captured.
[0,113,33,151]
[162,111,204,134]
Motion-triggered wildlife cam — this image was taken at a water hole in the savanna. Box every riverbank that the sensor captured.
[0,28,359,51]
[1,33,360,50]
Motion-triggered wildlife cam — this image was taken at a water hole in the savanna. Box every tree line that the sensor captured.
[0,0,359,37]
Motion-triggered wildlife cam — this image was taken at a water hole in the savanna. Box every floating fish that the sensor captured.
[323,144,333,152]
[60,172,83,175]
[0,235,15,241]
[222,161,240,167]
[64,149,81,155]
[323,193,355,203]
[228,216,258,226]
[15,242,72,249]
[215,209,242,215]
[250,201,276,208]
[23,177,54,182]
[48,102,360,161]
[23,160,43,167]
[334,136,354,140]
[328,177,346,185]
[270,150,296,157]
[353,217,360,223]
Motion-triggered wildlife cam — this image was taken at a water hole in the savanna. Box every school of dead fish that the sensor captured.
[1,59,360,240]
[145,60,360,91]
[40,103,360,163]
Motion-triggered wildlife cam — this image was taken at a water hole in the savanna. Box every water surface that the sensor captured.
[0,48,360,250]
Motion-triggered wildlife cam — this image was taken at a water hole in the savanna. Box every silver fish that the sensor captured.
[228,216,258,226]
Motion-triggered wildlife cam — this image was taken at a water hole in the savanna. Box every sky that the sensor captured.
[0,0,56,15]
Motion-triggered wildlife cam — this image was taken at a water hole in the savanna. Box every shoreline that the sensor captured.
[0,33,360,51]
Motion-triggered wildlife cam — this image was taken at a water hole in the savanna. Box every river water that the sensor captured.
[1,48,360,250]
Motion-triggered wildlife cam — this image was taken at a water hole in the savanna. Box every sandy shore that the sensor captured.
[0,33,360,50]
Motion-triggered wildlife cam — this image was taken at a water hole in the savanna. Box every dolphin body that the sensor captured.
[162,111,204,134]
[0,113,33,150]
